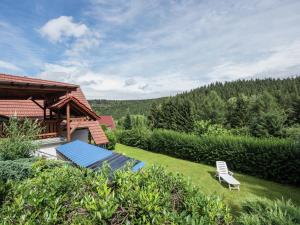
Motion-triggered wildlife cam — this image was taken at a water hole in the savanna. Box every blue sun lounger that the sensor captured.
[56,140,145,172]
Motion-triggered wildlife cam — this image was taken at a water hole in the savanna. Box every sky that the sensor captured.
[0,0,300,100]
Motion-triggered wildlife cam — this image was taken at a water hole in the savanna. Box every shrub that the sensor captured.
[0,158,37,182]
[0,118,42,160]
[0,165,232,224]
[237,198,300,225]
[101,124,108,131]
[283,125,300,140]
[31,158,68,174]
[230,127,251,136]
[117,128,151,149]
[194,120,230,137]
[105,130,117,150]
[118,129,299,184]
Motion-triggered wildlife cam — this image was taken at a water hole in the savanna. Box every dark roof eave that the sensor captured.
[0,80,78,90]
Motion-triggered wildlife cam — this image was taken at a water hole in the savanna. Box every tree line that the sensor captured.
[148,77,300,138]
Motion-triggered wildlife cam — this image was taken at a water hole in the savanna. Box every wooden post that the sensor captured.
[66,102,71,142]
[43,99,47,120]
[57,110,61,136]
[43,107,46,120]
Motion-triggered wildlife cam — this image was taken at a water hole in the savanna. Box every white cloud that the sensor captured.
[3,1,300,99]
[0,60,22,72]
[209,41,300,81]
[40,16,89,42]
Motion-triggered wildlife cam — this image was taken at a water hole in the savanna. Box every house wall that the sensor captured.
[71,128,89,143]
[34,137,67,159]
[61,128,89,143]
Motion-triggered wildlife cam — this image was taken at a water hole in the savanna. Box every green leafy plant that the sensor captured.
[0,158,37,182]
[104,129,117,150]
[0,165,232,225]
[194,120,230,137]
[0,118,42,160]
[238,198,300,225]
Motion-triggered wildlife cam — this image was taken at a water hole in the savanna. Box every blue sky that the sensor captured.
[0,0,300,99]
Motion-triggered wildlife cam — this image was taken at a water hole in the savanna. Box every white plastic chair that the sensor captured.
[216,161,240,191]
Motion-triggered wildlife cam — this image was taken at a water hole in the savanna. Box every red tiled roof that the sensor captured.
[0,73,78,88]
[98,116,116,129]
[71,120,108,145]
[0,87,88,117]
[0,100,46,118]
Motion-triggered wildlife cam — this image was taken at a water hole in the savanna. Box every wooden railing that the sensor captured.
[38,120,61,139]
[0,120,62,139]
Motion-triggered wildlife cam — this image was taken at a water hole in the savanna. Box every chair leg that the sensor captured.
[229,184,231,191]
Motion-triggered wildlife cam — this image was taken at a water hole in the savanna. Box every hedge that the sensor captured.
[117,129,300,185]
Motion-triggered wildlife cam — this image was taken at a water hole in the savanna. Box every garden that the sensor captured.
[0,117,300,224]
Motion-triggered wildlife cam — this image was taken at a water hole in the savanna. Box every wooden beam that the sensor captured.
[31,99,44,110]
[66,102,71,142]
[70,120,81,135]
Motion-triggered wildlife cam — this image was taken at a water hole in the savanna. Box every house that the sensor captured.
[98,115,116,129]
[0,73,108,158]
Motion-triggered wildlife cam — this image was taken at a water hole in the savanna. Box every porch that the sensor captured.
[0,74,108,145]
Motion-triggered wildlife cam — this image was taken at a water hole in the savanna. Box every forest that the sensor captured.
[89,98,165,120]
[91,77,300,138]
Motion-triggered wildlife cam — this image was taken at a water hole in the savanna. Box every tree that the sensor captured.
[249,92,287,137]
[148,103,164,129]
[200,91,226,124]
[290,97,300,124]
[123,113,132,130]
[175,99,195,132]
[226,95,249,128]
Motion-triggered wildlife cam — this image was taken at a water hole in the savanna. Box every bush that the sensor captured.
[31,158,68,174]
[0,118,42,160]
[194,120,230,137]
[230,127,251,136]
[238,198,300,225]
[283,125,300,140]
[117,128,151,150]
[0,158,37,182]
[105,130,117,150]
[0,165,232,224]
[118,129,299,184]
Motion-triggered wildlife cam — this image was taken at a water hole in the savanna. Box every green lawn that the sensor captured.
[115,143,300,213]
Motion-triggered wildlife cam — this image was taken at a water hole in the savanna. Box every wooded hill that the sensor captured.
[89,98,166,120]
[90,77,300,123]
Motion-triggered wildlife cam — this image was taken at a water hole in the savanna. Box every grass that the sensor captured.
[115,143,300,213]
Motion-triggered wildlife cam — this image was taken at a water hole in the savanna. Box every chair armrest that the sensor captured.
[228,171,234,176]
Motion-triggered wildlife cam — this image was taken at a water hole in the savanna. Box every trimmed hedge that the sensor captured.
[117,129,300,184]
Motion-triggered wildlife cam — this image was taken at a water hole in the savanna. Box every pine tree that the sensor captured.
[249,92,286,137]
[124,113,132,130]
[201,91,226,124]
[291,97,300,124]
